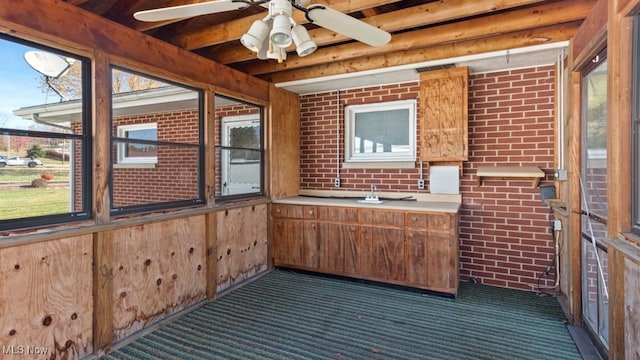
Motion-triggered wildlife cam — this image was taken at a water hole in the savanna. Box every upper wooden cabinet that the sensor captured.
[419,66,469,161]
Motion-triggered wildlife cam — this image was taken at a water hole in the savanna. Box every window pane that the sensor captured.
[583,58,608,218]
[580,50,609,351]
[216,147,262,197]
[0,35,90,230]
[345,99,416,162]
[111,143,201,208]
[0,135,86,220]
[230,125,260,151]
[354,109,410,154]
[110,67,203,213]
[215,95,263,200]
[125,141,157,158]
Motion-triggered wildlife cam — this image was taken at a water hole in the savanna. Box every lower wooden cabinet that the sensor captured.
[272,205,318,270]
[271,203,459,295]
[360,225,405,282]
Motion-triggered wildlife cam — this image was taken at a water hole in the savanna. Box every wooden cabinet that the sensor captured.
[361,225,405,282]
[405,212,458,294]
[419,66,469,161]
[271,203,459,295]
[271,204,318,270]
[318,207,359,275]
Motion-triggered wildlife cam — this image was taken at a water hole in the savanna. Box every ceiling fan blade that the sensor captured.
[134,0,248,22]
[305,5,391,47]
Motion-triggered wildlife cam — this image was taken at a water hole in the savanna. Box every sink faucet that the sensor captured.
[366,184,378,200]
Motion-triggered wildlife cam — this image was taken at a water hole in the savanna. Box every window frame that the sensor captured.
[344,99,417,163]
[0,35,92,231]
[109,66,205,216]
[115,122,158,165]
[633,15,640,236]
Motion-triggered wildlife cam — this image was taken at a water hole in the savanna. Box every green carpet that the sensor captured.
[102,269,581,360]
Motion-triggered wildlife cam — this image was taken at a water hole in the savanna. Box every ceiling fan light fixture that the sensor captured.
[270,14,293,47]
[267,44,287,64]
[256,32,271,60]
[291,24,317,57]
[241,20,269,53]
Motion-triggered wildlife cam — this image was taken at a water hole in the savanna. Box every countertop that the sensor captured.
[273,190,461,213]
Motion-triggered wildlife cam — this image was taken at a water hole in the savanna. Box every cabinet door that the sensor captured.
[406,229,428,286]
[272,218,298,266]
[427,231,456,292]
[419,66,468,161]
[300,221,319,268]
[360,226,404,281]
[272,218,318,268]
[406,229,456,292]
[318,222,359,275]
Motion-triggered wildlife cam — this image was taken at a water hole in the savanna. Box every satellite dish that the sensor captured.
[24,51,73,79]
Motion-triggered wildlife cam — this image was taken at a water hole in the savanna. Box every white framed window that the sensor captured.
[116,122,158,164]
[345,99,416,163]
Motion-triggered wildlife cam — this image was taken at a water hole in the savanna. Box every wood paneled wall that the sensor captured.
[0,1,276,357]
[216,204,269,293]
[269,85,301,199]
[0,204,268,358]
[0,235,94,358]
[111,217,208,342]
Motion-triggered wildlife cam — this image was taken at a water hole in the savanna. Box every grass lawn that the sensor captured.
[0,188,71,219]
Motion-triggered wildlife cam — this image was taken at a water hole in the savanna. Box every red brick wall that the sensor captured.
[300,82,421,192]
[462,66,556,291]
[299,66,557,291]
[112,110,200,207]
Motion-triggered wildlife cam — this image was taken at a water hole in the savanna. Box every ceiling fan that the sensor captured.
[134,0,392,63]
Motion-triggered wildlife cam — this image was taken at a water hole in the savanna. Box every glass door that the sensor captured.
[580,49,609,350]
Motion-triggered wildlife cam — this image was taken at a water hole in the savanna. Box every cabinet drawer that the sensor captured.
[428,214,451,230]
[318,206,358,223]
[360,209,404,227]
[272,204,317,219]
[406,213,427,227]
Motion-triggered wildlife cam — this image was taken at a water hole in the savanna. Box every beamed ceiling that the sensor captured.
[65,0,596,93]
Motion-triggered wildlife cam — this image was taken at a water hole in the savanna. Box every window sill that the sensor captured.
[621,232,640,247]
[342,161,415,169]
[113,163,157,169]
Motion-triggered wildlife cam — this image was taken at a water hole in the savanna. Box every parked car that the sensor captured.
[0,156,43,168]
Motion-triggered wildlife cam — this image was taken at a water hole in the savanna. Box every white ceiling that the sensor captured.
[276,42,568,95]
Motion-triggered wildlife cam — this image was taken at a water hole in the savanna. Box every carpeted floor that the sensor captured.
[102,269,581,360]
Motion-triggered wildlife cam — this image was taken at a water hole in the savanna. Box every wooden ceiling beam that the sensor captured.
[236,0,594,75]
[103,0,148,22]
[209,0,549,64]
[64,0,89,5]
[167,0,401,50]
[262,21,581,84]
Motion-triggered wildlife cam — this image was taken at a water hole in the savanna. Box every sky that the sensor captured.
[0,39,61,129]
